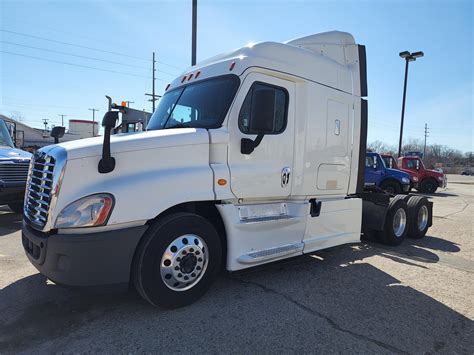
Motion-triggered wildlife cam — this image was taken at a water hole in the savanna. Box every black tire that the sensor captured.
[420,178,438,193]
[7,202,24,214]
[380,180,401,194]
[377,198,408,246]
[407,196,431,239]
[132,212,222,308]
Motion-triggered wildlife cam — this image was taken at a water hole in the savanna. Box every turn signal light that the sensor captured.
[218,179,227,186]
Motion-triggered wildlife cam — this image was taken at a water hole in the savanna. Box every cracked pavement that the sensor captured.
[0,175,473,353]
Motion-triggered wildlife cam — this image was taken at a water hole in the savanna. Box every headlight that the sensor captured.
[438,176,444,180]
[55,193,114,228]
[402,177,410,184]
[412,176,419,182]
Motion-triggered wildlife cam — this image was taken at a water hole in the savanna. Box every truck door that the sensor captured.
[365,155,383,185]
[227,73,295,199]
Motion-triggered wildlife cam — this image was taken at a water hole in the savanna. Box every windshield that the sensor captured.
[382,156,396,169]
[147,75,240,130]
[0,120,14,148]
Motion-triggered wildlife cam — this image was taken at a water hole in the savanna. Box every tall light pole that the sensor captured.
[88,108,99,137]
[192,0,197,66]
[398,50,424,157]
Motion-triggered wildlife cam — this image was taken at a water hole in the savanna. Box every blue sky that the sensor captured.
[1,0,472,152]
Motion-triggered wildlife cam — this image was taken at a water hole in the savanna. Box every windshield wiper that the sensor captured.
[164,122,192,129]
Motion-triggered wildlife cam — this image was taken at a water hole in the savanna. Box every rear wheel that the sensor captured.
[380,180,401,194]
[7,202,23,214]
[378,198,408,246]
[132,212,222,308]
[420,178,438,193]
[407,196,431,239]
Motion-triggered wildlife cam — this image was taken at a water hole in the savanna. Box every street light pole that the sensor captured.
[398,59,409,158]
[397,50,424,157]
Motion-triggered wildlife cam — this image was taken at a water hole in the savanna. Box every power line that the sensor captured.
[0,40,151,70]
[0,50,163,80]
[0,29,151,62]
[1,28,185,71]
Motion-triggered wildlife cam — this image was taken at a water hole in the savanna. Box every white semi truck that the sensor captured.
[22,31,433,308]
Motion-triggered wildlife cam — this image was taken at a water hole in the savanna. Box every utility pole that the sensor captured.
[88,108,99,137]
[423,123,429,159]
[144,52,158,112]
[58,114,67,126]
[397,50,424,157]
[192,0,197,66]
[42,118,49,131]
[145,93,161,112]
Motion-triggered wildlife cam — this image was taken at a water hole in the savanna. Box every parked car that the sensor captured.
[461,169,474,176]
[398,156,447,193]
[365,152,411,194]
[0,118,32,213]
[381,154,419,190]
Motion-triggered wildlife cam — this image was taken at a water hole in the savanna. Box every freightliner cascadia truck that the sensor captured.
[22,31,433,308]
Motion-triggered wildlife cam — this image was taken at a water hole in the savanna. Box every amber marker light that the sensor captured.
[218,179,227,186]
[195,71,201,78]
[229,62,236,71]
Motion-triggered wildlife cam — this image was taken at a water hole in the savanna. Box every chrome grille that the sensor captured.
[24,152,56,228]
[0,162,30,182]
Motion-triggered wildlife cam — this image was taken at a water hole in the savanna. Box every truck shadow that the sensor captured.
[0,208,22,236]
[0,235,470,353]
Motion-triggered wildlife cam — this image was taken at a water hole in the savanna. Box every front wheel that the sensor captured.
[420,179,438,194]
[132,212,222,308]
[380,180,401,194]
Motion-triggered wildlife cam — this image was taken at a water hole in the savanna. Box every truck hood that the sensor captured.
[55,128,209,160]
[386,168,410,181]
[0,146,32,162]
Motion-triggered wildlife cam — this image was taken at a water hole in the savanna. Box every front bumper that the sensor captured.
[439,176,447,188]
[22,221,148,287]
[0,183,26,204]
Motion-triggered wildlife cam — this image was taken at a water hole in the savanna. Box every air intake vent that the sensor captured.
[0,162,30,183]
[24,152,56,228]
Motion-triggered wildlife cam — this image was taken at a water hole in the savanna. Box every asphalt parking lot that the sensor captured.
[0,175,473,353]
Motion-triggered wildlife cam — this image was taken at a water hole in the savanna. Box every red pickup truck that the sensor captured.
[381,154,447,193]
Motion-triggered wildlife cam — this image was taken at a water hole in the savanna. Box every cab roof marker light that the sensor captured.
[195,71,201,78]
[188,73,194,81]
[229,61,236,71]
[181,76,187,83]
[165,83,171,91]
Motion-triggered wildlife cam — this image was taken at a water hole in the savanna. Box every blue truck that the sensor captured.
[0,118,32,213]
[365,152,411,194]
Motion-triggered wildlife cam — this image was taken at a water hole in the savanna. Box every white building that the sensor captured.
[0,115,98,150]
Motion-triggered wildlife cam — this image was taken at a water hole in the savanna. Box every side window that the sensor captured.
[238,82,288,135]
[406,160,416,169]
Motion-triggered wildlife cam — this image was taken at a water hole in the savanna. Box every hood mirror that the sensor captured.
[98,102,119,174]
[51,126,65,144]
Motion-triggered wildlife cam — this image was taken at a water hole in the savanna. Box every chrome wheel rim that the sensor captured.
[393,208,407,237]
[417,205,429,231]
[160,234,208,292]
